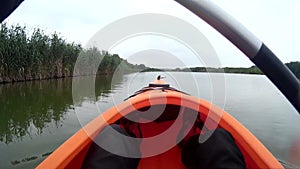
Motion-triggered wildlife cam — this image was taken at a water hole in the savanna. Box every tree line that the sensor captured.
[0,23,145,84]
[0,23,299,83]
[167,63,299,79]
[286,61,300,79]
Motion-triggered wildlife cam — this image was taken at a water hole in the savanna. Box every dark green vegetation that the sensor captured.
[172,63,299,79]
[141,68,164,72]
[176,66,262,74]
[1,23,299,83]
[0,23,145,83]
[286,62,300,79]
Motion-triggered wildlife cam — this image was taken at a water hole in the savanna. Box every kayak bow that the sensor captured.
[37,79,283,169]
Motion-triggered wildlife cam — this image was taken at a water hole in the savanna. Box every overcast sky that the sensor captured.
[4,0,300,68]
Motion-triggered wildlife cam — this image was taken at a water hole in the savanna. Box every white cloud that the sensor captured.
[4,0,300,67]
[110,35,205,68]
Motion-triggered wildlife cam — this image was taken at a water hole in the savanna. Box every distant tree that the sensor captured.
[286,61,300,79]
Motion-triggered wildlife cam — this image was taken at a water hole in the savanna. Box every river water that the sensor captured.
[0,72,299,168]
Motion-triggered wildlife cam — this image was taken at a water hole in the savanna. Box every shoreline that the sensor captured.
[0,71,270,85]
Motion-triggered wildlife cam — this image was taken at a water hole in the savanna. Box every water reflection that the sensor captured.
[1,72,299,168]
[0,74,118,144]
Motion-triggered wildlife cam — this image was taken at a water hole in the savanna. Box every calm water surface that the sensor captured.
[0,72,299,168]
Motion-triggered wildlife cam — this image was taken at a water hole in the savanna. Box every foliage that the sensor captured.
[1,23,299,83]
[171,66,262,74]
[0,23,82,83]
[141,68,163,72]
[223,66,262,74]
[171,63,300,80]
[0,23,145,83]
[286,61,300,79]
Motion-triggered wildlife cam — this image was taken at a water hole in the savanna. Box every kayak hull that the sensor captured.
[37,89,283,169]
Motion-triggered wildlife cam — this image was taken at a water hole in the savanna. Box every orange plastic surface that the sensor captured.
[37,89,283,169]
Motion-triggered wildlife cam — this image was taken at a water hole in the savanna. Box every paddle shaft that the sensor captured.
[175,0,300,114]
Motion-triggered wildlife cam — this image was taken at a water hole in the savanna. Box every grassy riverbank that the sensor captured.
[0,23,145,84]
[142,62,300,79]
[1,23,299,83]
[189,62,300,79]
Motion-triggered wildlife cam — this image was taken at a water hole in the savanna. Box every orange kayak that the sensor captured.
[37,79,283,169]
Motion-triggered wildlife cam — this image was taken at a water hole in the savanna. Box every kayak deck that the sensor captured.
[37,89,283,169]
